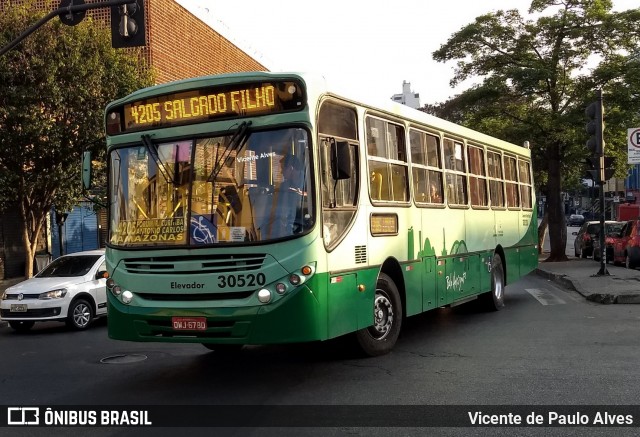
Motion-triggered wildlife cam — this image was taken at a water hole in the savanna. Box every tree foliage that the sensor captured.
[431,0,640,261]
[0,0,154,276]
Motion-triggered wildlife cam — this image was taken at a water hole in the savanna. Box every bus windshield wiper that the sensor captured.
[141,134,177,185]
[207,121,252,183]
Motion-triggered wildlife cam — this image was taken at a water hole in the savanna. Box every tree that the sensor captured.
[0,0,154,277]
[432,0,640,261]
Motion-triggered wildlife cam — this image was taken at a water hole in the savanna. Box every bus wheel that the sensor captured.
[355,273,402,357]
[479,254,505,311]
[202,344,243,353]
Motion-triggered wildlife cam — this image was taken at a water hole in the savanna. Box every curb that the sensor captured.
[534,268,578,293]
[535,268,640,304]
[589,293,640,304]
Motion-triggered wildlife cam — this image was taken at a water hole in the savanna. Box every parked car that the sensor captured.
[568,214,585,226]
[592,221,625,262]
[0,250,107,332]
[573,221,617,258]
[611,219,640,269]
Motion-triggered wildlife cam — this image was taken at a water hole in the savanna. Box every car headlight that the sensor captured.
[39,289,67,300]
[1,291,7,300]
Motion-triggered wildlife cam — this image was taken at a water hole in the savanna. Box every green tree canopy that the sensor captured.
[431,0,640,261]
[0,0,154,276]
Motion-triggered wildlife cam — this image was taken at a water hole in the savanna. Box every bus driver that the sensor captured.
[266,154,306,238]
[280,155,305,195]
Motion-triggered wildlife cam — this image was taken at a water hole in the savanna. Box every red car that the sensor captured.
[611,219,640,269]
[573,221,618,258]
[592,221,625,262]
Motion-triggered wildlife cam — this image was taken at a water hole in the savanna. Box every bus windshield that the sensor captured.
[108,127,313,247]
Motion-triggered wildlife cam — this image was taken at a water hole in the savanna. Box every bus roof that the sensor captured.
[107,71,528,156]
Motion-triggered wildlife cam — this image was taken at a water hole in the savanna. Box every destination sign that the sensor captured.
[113,80,305,133]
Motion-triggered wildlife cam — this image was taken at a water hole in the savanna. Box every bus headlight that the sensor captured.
[275,283,287,295]
[257,289,272,303]
[121,290,133,304]
[289,274,301,286]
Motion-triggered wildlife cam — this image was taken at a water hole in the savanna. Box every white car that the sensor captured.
[1,250,107,332]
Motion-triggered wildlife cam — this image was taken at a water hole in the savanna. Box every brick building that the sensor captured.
[0,0,267,278]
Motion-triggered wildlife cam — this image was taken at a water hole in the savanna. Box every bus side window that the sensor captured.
[391,164,408,202]
[371,171,383,200]
[413,168,427,203]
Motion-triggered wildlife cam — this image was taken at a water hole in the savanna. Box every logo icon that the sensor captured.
[17,293,24,301]
[7,407,39,425]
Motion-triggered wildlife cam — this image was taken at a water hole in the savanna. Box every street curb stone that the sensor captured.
[534,268,578,293]
[535,268,640,304]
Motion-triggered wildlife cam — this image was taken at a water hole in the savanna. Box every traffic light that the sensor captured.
[111,1,146,48]
[585,91,604,157]
[58,0,87,27]
[603,156,615,181]
[584,157,599,182]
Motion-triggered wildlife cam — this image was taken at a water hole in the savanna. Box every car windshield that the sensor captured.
[586,224,600,234]
[36,255,101,278]
[606,223,624,235]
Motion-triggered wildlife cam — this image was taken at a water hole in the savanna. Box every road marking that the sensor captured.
[526,288,567,305]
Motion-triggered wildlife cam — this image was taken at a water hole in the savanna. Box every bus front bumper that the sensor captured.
[107,285,324,345]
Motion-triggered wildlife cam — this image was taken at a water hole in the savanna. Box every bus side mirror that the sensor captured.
[331,141,351,180]
[82,151,92,190]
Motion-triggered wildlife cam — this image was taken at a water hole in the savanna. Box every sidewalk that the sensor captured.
[535,255,640,304]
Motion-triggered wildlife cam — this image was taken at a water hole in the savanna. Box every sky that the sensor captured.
[176,0,638,106]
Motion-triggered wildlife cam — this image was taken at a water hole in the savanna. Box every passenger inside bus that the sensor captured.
[430,180,442,203]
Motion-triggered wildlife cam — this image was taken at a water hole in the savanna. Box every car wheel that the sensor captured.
[479,254,505,311]
[354,273,402,357]
[66,298,94,330]
[201,344,243,353]
[9,320,35,332]
[593,249,599,261]
[625,254,635,270]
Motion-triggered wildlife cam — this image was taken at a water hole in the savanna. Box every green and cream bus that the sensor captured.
[97,71,538,356]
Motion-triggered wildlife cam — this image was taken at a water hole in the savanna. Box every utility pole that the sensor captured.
[585,89,608,276]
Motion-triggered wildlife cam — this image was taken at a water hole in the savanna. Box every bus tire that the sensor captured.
[202,344,243,353]
[354,273,402,357]
[479,254,505,311]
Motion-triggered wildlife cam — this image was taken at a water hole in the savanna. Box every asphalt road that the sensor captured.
[1,273,640,436]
